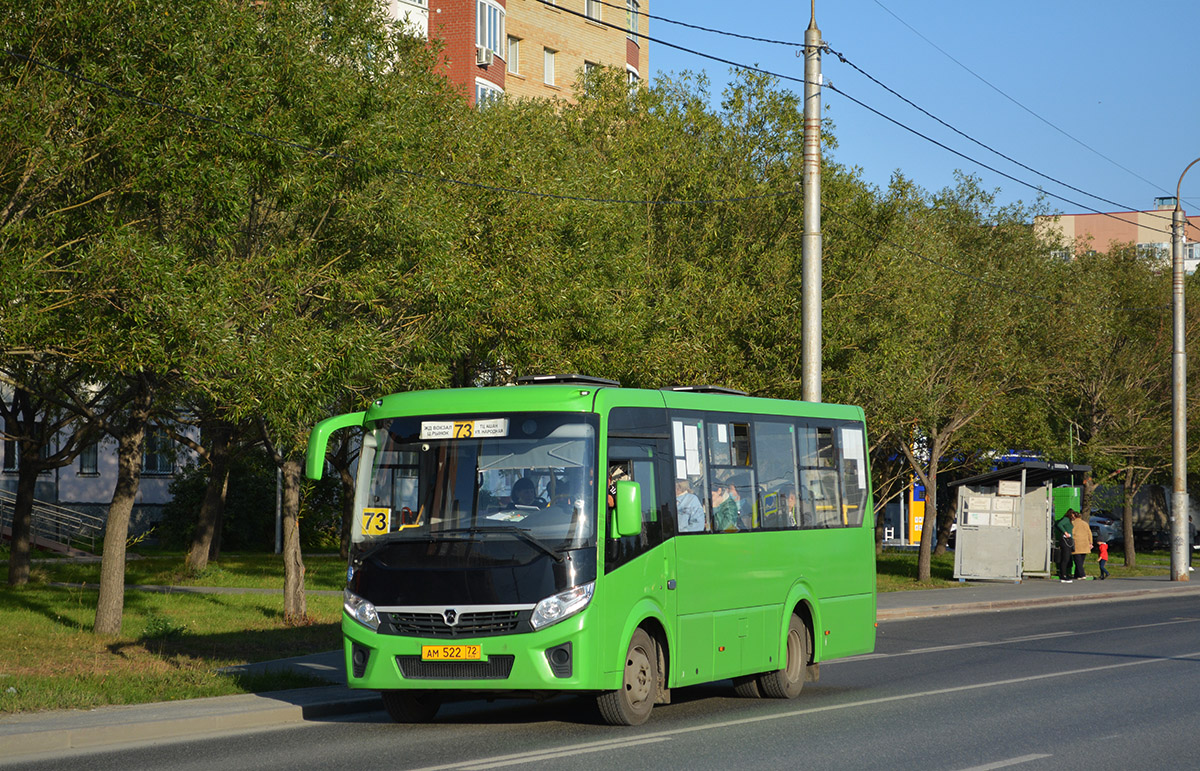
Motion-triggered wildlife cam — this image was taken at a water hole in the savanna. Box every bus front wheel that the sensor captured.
[381,690,441,723]
[757,615,807,699]
[597,628,657,725]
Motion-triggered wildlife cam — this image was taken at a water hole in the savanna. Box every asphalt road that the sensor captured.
[8,594,1200,771]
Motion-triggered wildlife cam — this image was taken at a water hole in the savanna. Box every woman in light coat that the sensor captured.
[1070,510,1094,580]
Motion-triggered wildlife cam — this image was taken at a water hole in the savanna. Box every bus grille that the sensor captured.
[396,655,515,680]
[383,611,523,639]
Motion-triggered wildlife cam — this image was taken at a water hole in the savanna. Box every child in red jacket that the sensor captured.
[1097,540,1110,580]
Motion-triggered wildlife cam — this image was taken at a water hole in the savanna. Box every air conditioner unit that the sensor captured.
[476,47,493,66]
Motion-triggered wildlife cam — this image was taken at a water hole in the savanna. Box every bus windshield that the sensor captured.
[355,412,598,555]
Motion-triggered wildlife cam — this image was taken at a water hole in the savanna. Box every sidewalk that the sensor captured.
[4,575,1200,762]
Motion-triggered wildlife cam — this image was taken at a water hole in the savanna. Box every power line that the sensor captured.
[6,49,1172,313]
[593,0,1194,220]
[535,0,1176,239]
[825,46,1147,218]
[869,0,1197,211]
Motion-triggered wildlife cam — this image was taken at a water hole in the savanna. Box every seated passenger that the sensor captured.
[675,478,705,533]
[778,484,799,528]
[711,481,740,533]
[511,477,543,508]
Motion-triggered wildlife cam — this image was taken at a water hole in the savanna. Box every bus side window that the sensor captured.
[797,424,843,528]
[673,417,711,533]
[754,420,799,530]
[839,424,868,526]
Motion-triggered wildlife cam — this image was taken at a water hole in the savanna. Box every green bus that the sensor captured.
[306,375,876,725]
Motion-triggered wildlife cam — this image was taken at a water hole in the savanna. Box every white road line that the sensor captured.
[459,737,673,770]
[957,753,1052,770]
[407,650,1200,771]
[842,617,1200,663]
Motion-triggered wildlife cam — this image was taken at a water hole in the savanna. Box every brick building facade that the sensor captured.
[388,0,647,106]
[1034,198,1200,272]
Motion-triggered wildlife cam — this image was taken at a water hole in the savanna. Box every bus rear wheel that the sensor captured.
[757,615,807,699]
[597,628,657,725]
[381,690,441,723]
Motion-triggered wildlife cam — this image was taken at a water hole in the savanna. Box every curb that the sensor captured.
[0,688,382,762]
[876,582,1200,621]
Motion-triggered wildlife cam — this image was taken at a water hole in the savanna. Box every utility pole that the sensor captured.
[1170,159,1198,581]
[801,1,823,403]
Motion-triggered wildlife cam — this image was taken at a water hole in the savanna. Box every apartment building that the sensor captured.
[1034,197,1200,273]
[385,0,648,106]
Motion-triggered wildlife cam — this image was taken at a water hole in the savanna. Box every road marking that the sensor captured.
[409,736,672,771]
[958,753,1052,770]
[840,617,1200,663]
[457,737,672,770]
[407,650,1200,770]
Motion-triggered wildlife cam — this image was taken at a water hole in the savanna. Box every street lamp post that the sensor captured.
[1170,159,1199,581]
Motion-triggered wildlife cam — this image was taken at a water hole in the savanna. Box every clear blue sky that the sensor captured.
[648,0,1200,216]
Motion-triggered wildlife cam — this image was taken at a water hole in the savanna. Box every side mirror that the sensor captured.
[614,480,643,538]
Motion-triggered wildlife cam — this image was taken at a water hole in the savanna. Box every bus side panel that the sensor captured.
[673,533,787,684]
[596,540,676,690]
[797,528,877,660]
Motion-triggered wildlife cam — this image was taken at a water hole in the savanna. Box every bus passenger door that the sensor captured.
[603,404,676,693]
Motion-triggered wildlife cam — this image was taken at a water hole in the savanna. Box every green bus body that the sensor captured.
[307,381,876,723]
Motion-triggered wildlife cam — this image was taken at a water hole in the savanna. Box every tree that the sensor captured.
[1048,244,1174,567]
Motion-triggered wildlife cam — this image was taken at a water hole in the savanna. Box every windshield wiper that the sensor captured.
[437,526,565,563]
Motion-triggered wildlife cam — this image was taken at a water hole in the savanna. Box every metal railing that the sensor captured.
[0,489,104,554]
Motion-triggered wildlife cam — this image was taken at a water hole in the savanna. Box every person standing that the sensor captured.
[1055,510,1075,582]
[1070,510,1094,580]
[1097,539,1110,580]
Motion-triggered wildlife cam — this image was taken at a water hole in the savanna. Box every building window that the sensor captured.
[586,0,601,20]
[142,425,174,475]
[476,0,505,55]
[2,424,50,471]
[626,0,639,42]
[79,441,99,476]
[1136,242,1169,263]
[627,68,640,88]
[507,36,520,74]
[475,79,503,108]
[544,48,556,86]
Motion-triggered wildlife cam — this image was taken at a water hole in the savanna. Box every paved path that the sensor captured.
[4,575,1199,762]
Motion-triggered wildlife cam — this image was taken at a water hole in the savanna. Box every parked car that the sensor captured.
[1088,513,1120,546]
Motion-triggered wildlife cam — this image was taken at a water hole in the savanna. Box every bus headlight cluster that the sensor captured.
[531,582,595,630]
[343,588,380,631]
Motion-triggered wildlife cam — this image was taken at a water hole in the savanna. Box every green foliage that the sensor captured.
[157,450,340,552]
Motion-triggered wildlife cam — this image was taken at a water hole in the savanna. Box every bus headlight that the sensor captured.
[343,588,380,631]
[531,582,595,630]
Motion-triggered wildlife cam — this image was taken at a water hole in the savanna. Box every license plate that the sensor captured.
[421,644,482,661]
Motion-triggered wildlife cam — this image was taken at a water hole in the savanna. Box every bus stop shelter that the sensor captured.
[948,461,1091,582]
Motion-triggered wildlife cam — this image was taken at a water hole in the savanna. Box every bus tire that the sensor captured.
[597,628,657,725]
[757,615,807,699]
[381,690,441,722]
[732,675,762,698]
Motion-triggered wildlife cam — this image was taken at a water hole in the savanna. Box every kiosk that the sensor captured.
[948,461,1091,582]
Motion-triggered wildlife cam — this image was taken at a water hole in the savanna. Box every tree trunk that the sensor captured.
[5,461,39,586]
[1120,467,1137,568]
[186,425,232,574]
[917,466,938,581]
[94,382,152,637]
[280,455,307,624]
